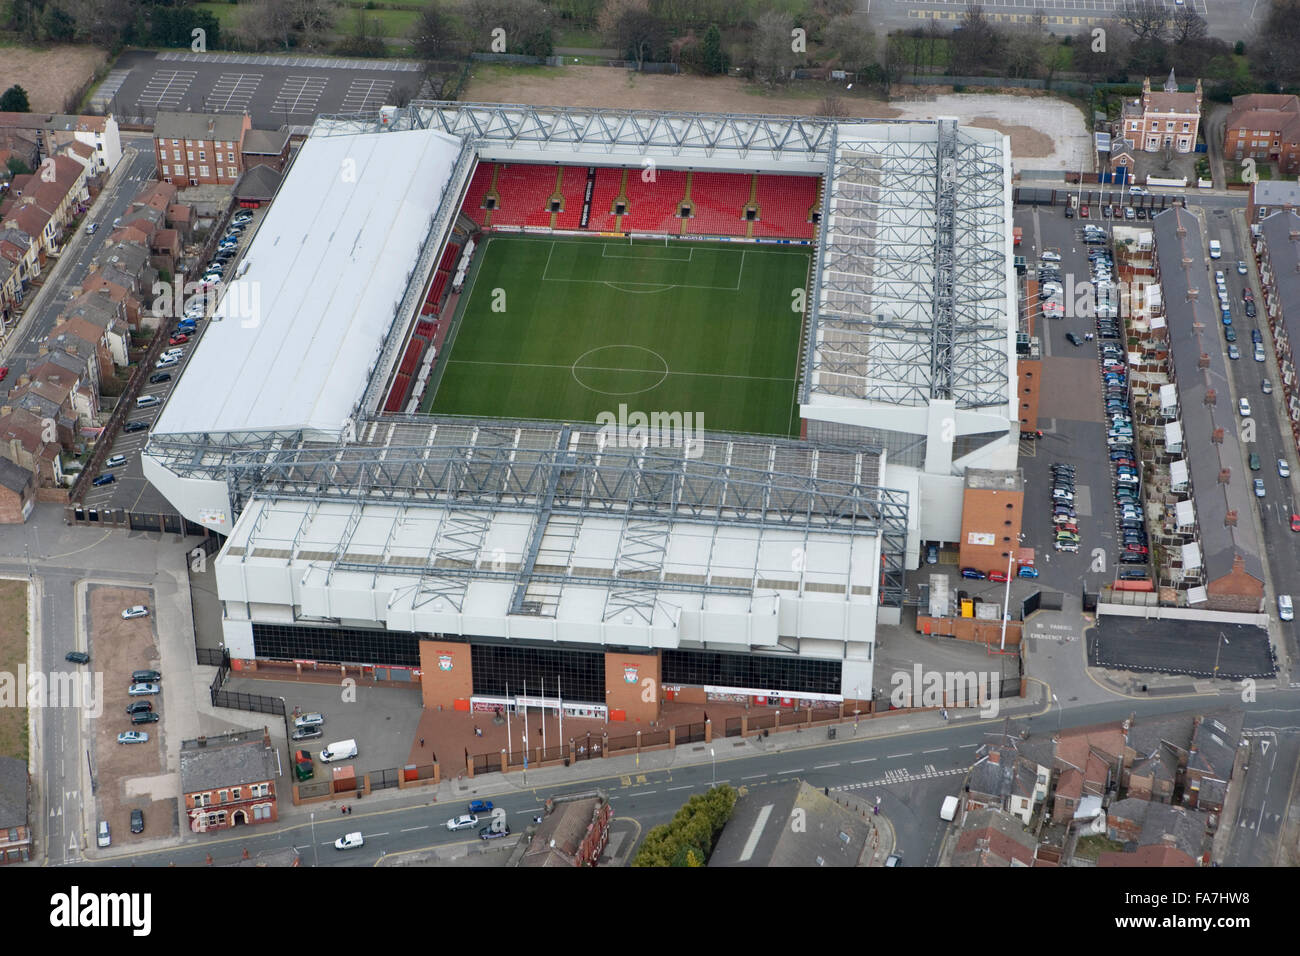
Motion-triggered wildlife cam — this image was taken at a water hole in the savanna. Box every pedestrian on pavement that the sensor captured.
[941,708,948,721]
[873,804,879,816]
[420,737,425,747]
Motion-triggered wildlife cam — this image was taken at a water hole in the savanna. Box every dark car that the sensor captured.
[291,725,322,741]
[130,809,144,834]
[1064,205,1074,218]
[148,372,171,384]
[479,825,511,840]
[468,800,494,814]
[131,669,161,683]
[1245,301,1257,318]
[123,420,149,433]
[65,651,90,664]
[1118,568,1148,580]
[1120,552,1147,564]
[91,473,115,487]
[125,700,152,715]
[1225,326,1237,343]
[960,568,986,580]
[131,711,160,724]
[1066,332,1082,346]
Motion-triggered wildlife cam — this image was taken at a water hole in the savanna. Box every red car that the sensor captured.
[1292,514,1300,532]
[169,333,189,345]
[988,570,1009,583]
[1056,523,1079,534]
[1081,205,1089,218]
[1124,544,1149,555]
[0,366,7,383]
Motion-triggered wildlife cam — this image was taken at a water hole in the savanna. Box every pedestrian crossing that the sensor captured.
[836,764,967,791]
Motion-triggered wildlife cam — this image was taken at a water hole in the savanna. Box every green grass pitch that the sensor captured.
[425,236,811,436]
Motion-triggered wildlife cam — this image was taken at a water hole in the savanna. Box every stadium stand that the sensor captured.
[555,166,587,229]
[461,163,494,226]
[753,176,819,239]
[457,163,819,240]
[684,172,752,237]
[618,168,688,233]
[587,167,626,231]
[490,163,561,227]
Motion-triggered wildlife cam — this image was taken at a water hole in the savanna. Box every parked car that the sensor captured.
[479,825,511,841]
[1225,326,1237,343]
[97,821,111,847]
[136,395,161,408]
[468,800,495,814]
[294,713,324,728]
[1254,478,1266,498]
[1279,459,1290,478]
[91,473,115,487]
[1228,344,1240,360]
[121,605,148,619]
[65,651,90,664]
[1064,205,1074,218]
[1239,398,1252,417]
[126,700,152,715]
[960,567,986,579]
[105,454,127,468]
[988,570,1009,583]
[132,669,161,683]
[169,334,189,345]
[1016,566,1039,579]
[131,711,160,724]
[127,683,160,696]
[1065,332,1082,346]
[925,544,939,564]
[149,372,172,384]
[130,809,144,834]
[117,731,149,744]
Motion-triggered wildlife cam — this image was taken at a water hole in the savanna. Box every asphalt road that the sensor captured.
[52,689,1298,868]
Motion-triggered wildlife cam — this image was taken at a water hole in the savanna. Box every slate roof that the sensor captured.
[0,457,32,494]
[709,780,871,867]
[0,755,29,829]
[951,809,1038,867]
[179,729,277,792]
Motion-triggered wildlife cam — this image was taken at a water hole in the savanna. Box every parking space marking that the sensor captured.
[136,70,196,112]
[340,78,394,112]
[205,73,262,113]
[272,75,328,116]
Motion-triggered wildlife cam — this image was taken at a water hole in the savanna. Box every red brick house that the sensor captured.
[0,457,35,523]
[1120,71,1202,154]
[180,728,279,832]
[1224,93,1300,175]
[154,112,252,186]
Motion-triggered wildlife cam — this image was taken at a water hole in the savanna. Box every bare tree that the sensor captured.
[826,13,874,74]
[412,0,465,63]
[817,94,850,117]
[600,0,664,69]
[1118,0,1168,42]
[285,0,336,52]
[950,5,1006,76]
[749,9,796,85]
[1170,6,1208,44]
[234,0,295,52]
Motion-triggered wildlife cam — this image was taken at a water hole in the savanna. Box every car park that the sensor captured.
[1136,207,1147,220]
[1055,542,1079,553]
[1124,207,1135,220]
[122,605,149,620]
[294,713,324,728]
[136,395,161,408]
[155,356,178,369]
[65,651,90,664]
[169,334,189,345]
[1120,552,1147,564]
[1081,205,1089,218]
[125,700,152,715]
[132,669,161,683]
[127,683,160,696]
[447,814,479,831]
[291,725,323,740]
[117,731,149,744]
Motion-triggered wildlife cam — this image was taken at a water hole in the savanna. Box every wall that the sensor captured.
[603,650,661,723]
[1096,603,1266,626]
[419,639,473,710]
[917,615,1023,646]
[1017,355,1041,435]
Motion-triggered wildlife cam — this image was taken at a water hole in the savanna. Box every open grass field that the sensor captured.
[427,236,811,436]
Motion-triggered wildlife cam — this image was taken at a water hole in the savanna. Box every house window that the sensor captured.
[199,166,209,177]
[215,152,223,163]
[194,792,210,807]
[218,789,228,803]
[228,167,237,178]
[161,166,168,176]
[1182,123,1189,131]
[1166,122,1174,131]
[253,803,272,821]
[232,788,242,800]
[171,139,178,146]
[187,151,194,162]
[199,151,205,161]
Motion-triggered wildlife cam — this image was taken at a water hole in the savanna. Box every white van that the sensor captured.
[97,820,111,847]
[1280,595,1294,622]
[940,795,959,821]
[1209,239,1222,259]
[136,395,161,408]
[320,739,358,763]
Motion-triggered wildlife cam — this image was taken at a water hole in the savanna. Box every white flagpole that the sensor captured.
[557,674,564,751]
[505,682,512,757]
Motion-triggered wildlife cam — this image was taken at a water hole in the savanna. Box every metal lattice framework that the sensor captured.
[158,417,909,612]
[803,124,1011,408]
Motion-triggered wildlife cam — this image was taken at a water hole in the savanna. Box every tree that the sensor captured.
[1249,0,1300,90]
[412,0,465,64]
[1169,7,1207,44]
[701,23,727,74]
[600,0,663,69]
[949,5,1005,76]
[826,13,873,74]
[0,86,31,113]
[1118,0,1168,42]
[750,9,795,85]
[42,4,76,41]
[466,0,554,56]
[285,0,335,52]
[818,94,849,117]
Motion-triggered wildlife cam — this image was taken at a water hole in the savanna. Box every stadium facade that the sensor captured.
[142,104,1016,712]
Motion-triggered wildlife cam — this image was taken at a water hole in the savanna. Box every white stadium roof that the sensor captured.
[151,126,463,438]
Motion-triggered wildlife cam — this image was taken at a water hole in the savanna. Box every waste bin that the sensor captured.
[828,727,836,740]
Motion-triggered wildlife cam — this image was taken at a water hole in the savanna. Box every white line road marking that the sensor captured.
[742,773,767,780]
[629,790,657,796]
[887,753,913,759]
[777,769,805,774]
[959,743,978,749]
[448,357,793,385]
[851,757,877,764]
[667,785,694,791]
[922,747,948,754]
[400,825,429,832]
[813,762,841,769]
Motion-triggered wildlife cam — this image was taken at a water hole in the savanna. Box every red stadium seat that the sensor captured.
[752,175,819,239]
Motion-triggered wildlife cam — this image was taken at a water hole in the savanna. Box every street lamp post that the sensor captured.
[1053,693,1062,733]
[710,747,715,788]
[310,811,318,867]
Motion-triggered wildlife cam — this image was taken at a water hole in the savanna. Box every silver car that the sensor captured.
[446,814,479,831]
[127,682,161,696]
